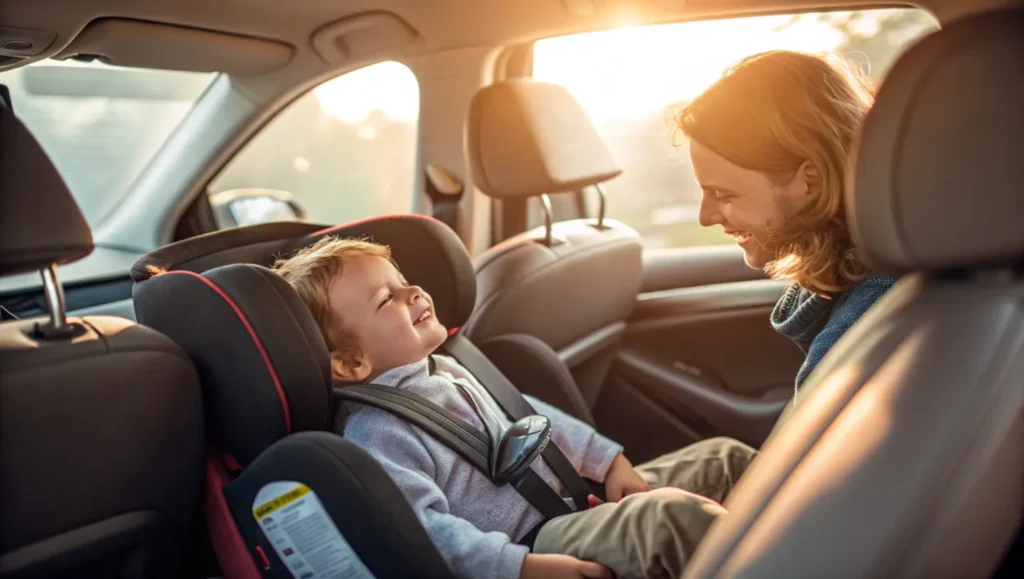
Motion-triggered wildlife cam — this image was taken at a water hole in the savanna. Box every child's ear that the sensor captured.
[330,350,371,383]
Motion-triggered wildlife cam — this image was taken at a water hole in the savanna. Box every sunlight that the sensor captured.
[533,12,866,121]
[314,61,420,125]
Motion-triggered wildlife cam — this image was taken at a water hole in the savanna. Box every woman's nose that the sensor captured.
[698,195,723,227]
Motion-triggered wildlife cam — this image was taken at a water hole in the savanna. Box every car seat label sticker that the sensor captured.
[253,481,373,579]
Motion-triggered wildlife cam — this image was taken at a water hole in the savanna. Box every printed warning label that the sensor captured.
[253,481,373,579]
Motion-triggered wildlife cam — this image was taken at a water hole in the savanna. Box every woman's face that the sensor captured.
[689,140,815,269]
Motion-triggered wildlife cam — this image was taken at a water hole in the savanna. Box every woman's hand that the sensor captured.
[604,453,651,502]
[520,554,612,579]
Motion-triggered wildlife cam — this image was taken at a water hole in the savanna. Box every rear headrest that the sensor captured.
[848,9,1024,273]
[467,79,621,199]
[0,98,93,276]
[133,215,477,464]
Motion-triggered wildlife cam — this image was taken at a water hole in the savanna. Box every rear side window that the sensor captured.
[208,61,419,229]
[532,8,937,249]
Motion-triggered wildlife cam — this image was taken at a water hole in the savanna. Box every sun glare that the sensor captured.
[314,61,420,125]
[533,12,865,121]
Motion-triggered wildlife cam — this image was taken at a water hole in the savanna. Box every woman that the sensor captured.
[677,50,896,388]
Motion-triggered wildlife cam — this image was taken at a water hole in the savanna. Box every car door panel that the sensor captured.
[596,246,803,460]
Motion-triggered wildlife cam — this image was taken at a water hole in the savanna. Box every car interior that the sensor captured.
[0,0,1021,578]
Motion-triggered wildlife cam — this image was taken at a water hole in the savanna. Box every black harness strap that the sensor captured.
[443,335,592,513]
[334,384,572,521]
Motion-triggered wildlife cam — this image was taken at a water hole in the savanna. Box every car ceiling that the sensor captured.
[0,0,1017,77]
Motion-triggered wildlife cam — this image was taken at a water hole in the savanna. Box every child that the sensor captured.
[274,237,756,579]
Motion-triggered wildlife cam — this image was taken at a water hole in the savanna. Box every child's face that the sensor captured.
[327,254,448,382]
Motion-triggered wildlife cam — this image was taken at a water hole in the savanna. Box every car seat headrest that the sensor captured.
[134,263,331,466]
[133,215,477,329]
[849,9,1024,273]
[467,79,622,199]
[0,96,93,276]
[133,215,477,463]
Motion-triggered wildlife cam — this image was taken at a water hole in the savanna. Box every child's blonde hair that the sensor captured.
[273,236,393,365]
[676,50,875,296]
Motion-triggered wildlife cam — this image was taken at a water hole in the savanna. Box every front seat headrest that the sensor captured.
[133,215,478,465]
[467,79,622,199]
[0,98,93,276]
[848,9,1024,273]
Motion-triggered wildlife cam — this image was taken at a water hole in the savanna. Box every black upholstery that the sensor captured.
[0,103,205,579]
[134,265,332,466]
[685,11,1024,578]
[0,102,92,276]
[225,433,453,579]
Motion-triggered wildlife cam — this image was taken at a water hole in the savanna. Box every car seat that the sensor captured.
[0,91,205,578]
[132,215,597,577]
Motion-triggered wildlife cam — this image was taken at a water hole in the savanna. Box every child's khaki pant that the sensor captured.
[534,437,757,579]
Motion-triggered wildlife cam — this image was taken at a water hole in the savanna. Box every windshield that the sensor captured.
[0,60,216,227]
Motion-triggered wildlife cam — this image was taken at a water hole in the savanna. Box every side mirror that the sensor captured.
[209,188,308,228]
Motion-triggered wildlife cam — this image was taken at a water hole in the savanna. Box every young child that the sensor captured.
[274,237,756,579]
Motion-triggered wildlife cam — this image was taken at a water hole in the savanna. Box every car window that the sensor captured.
[533,8,938,249]
[0,60,216,227]
[208,61,420,229]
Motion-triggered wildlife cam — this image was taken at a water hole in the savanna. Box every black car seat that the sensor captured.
[464,79,644,423]
[130,216,494,579]
[0,95,205,577]
[685,10,1023,578]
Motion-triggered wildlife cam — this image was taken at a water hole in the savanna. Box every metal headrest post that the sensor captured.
[39,263,69,333]
[539,194,554,246]
[592,183,608,230]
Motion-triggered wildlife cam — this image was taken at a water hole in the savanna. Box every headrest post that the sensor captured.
[592,183,607,230]
[539,194,554,247]
[40,264,68,332]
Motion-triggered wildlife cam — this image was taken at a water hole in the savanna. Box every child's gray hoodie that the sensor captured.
[341,354,622,579]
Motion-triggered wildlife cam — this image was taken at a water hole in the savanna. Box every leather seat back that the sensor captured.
[465,80,643,419]
[0,96,204,579]
[685,10,1023,577]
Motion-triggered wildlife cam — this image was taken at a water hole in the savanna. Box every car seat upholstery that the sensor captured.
[685,10,1023,578]
[131,216,491,579]
[465,79,644,421]
[0,96,204,578]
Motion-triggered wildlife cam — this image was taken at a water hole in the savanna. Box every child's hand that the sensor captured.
[604,454,651,502]
[521,554,612,579]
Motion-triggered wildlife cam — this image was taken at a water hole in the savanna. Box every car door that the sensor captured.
[593,246,802,461]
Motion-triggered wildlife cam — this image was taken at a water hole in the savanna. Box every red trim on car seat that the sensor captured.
[165,271,292,434]
[223,453,243,473]
[205,453,262,579]
[448,326,460,337]
[309,213,439,237]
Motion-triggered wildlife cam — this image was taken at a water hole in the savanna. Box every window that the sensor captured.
[209,61,420,228]
[533,8,938,249]
[0,60,215,226]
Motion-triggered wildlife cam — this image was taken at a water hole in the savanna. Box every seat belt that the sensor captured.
[334,384,572,521]
[443,334,592,512]
[425,164,463,231]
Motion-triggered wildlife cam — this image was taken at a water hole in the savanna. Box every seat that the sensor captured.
[0,95,204,578]
[685,10,1023,578]
[131,216,485,579]
[464,79,644,422]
